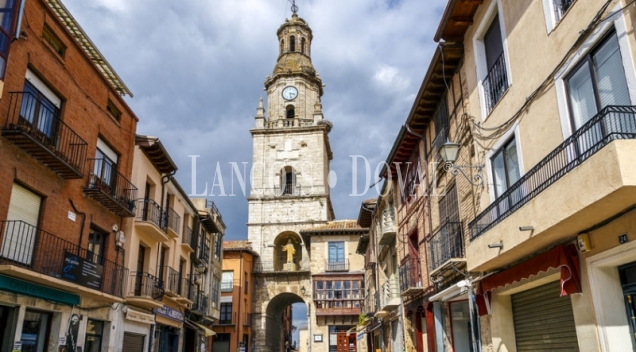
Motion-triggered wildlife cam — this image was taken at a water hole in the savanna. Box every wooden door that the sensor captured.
[336,332,348,352]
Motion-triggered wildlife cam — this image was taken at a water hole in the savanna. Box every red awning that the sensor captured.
[475,243,581,316]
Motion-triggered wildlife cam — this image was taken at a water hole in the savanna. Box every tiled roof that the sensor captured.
[300,220,368,234]
[223,240,253,250]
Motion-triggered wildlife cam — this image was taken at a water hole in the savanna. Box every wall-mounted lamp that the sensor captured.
[195,262,207,274]
[301,286,306,295]
[519,226,534,231]
[439,142,485,186]
[488,241,503,249]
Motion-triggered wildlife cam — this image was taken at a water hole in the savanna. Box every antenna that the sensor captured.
[289,0,298,14]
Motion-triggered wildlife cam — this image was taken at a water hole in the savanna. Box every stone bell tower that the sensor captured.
[247,6,334,352]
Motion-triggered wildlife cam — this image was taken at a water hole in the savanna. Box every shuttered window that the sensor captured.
[511,280,579,351]
[122,332,145,352]
[2,184,41,264]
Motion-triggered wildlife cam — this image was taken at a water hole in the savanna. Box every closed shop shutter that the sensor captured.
[2,184,41,264]
[392,319,403,352]
[512,280,579,351]
[122,332,145,352]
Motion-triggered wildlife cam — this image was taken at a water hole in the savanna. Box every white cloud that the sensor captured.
[373,64,410,91]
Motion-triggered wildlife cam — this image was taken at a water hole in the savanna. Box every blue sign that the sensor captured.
[62,251,103,289]
[154,305,184,322]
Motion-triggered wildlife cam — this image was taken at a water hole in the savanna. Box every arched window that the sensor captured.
[280,39,284,55]
[301,38,306,54]
[286,105,295,119]
[290,36,296,52]
[280,166,296,195]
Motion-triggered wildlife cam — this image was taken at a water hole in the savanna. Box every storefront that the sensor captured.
[122,306,155,352]
[153,304,185,352]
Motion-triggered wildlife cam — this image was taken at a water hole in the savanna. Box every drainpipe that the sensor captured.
[237,249,244,351]
[69,199,86,251]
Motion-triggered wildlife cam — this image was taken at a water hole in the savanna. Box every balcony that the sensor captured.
[215,312,236,326]
[483,53,509,114]
[126,272,164,309]
[379,209,396,246]
[253,257,311,273]
[2,92,88,179]
[326,259,349,272]
[163,267,181,297]
[377,278,401,314]
[266,118,314,129]
[0,220,127,301]
[176,277,194,306]
[243,313,252,327]
[84,158,137,217]
[181,225,194,253]
[468,106,636,271]
[191,289,209,315]
[428,222,465,276]
[399,257,423,297]
[198,199,225,234]
[166,208,180,238]
[221,280,233,293]
[315,298,363,316]
[134,199,169,242]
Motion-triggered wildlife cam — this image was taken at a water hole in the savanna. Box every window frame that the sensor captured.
[400,151,421,206]
[490,137,519,198]
[0,0,18,79]
[87,227,106,264]
[328,241,345,263]
[220,302,233,323]
[42,23,66,58]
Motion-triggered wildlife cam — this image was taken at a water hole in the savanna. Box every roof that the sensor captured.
[357,198,377,228]
[223,241,259,256]
[45,0,133,96]
[136,135,178,174]
[434,0,483,43]
[300,220,368,235]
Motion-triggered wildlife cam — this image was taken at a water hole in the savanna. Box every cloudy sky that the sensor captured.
[62,0,447,239]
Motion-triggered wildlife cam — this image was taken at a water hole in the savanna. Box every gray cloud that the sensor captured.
[63,0,447,239]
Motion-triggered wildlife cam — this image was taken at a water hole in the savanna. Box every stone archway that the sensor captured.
[265,292,305,352]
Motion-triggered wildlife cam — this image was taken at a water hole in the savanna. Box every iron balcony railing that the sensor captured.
[469,105,636,240]
[3,91,88,178]
[216,312,236,325]
[364,293,376,315]
[221,280,233,292]
[429,221,464,271]
[167,208,180,235]
[180,277,193,299]
[554,0,575,20]
[382,278,400,301]
[128,272,164,300]
[326,259,349,272]
[399,257,422,293]
[205,199,223,223]
[253,257,311,273]
[182,225,192,248]
[483,52,509,114]
[135,198,168,231]
[266,118,314,128]
[85,158,137,216]
[0,220,127,297]
[191,290,209,315]
[243,313,252,327]
[164,266,180,294]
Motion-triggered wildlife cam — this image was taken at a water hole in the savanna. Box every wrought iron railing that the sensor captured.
[253,257,311,273]
[0,220,127,297]
[469,106,636,240]
[429,222,464,271]
[4,91,88,175]
[182,225,192,248]
[382,278,400,301]
[85,158,137,211]
[135,198,167,231]
[221,280,233,292]
[165,267,180,294]
[483,53,509,114]
[554,0,575,20]
[216,312,236,325]
[180,277,193,299]
[243,313,252,326]
[399,257,422,293]
[205,199,223,222]
[128,272,164,300]
[326,259,349,272]
[167,208,180,235]
[191,290,209,314]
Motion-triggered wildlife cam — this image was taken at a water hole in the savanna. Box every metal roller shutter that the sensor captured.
[122,332,145,352]
[511,280,579,351]
[2,184,41,264]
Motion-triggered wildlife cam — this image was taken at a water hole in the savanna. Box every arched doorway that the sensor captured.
[265,293,307,352]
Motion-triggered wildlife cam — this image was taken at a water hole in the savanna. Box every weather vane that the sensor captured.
[289,0,298,14]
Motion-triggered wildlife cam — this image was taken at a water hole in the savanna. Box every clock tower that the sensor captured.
[248,7,334,352]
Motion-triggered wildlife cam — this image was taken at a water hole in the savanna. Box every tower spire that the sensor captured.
[289,0,298,14]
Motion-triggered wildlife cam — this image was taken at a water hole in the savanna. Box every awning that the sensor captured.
[429,282,467,302]
[185,320,216,337]
[475,243,581,316]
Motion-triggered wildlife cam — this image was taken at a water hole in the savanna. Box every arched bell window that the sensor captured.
[301,38,306,54]
[290,35,296,52]
[280,39,285,55]
[280,166,296,195]
[286,105,295,119]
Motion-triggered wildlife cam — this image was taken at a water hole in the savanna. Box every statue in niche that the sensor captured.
[281,239,296,263]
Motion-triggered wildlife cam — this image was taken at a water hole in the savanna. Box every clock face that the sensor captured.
[282,86,298,100]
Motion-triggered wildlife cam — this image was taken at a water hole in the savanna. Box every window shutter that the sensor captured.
[484,15,504,70]
[122,333,145,352]
[6,184,41,225]
[567,63,598,128]
[2,184,41,264]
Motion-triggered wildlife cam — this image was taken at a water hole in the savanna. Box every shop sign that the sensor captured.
[154,305,184,322]
[62,251,104,289]
[357,332,365,340]
[125,309,155,324]
[0,275,79,305]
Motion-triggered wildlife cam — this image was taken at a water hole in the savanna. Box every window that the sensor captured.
[286,105,295,119]
[21,310,51,352]
[244,271,248,294]
[93,138,119,190]
[491,138,519,198]
[433,96,448,138]
[84,320,104,352]
[400,152,421,205]
[301,37,306,54]
[20,75,61,141]
[482,14,508,114]
[314,279,363,309]
[214,233,222,259]
[290,35,295,52]
[220,303,233,324]
[566,31,632,130]
[107,99,122,121]
[280,39,284,55]
[2,183,42,265]
[328,242,345,263]
[0,0,16,78]
[221,271,233,292]
[553,0,574,23]
[87,228,106,264]
[42,24,66,57]
[280,166,296,195]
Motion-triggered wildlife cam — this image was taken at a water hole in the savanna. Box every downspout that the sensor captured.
[238,249,244,351]
[69,199,86,251]
[13,0,26,41]
[157,171,176,276]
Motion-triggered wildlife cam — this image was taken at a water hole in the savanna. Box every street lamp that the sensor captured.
[439,142,484,186]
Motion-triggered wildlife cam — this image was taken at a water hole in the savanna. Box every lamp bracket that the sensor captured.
[444,162,484,186]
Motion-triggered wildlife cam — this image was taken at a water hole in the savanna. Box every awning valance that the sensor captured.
[185,320,216,337]
[476,243,581,316]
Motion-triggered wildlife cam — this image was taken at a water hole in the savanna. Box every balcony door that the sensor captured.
[20,71,62,142]
[135,245,146,295]
[93,139,118,192]
[2,183,41,264]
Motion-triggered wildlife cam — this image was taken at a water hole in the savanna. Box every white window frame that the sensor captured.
[541,0,575,33]
[484,123,524,203]
[472,0,512,120]
[554,4,636,141]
